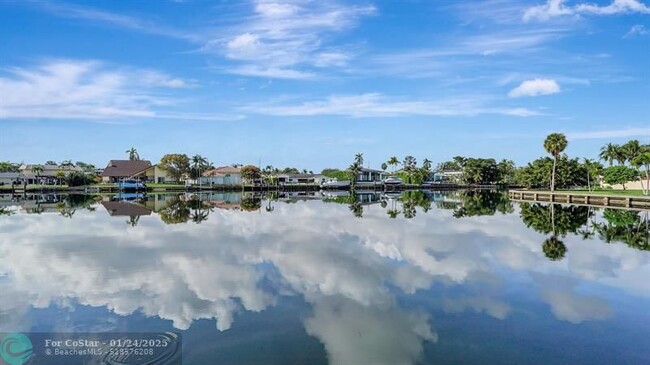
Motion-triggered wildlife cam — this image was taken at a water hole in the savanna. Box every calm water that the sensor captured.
[1,191,649,365]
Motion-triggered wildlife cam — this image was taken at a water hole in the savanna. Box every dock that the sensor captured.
[509,190,650,210]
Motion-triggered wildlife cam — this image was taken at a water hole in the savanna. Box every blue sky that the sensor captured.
[0,0,648,170]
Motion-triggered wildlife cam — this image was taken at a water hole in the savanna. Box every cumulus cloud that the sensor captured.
[0,60,239,121]
[524,0,650,21]
[508,78,561,97]
[211,0,376,78]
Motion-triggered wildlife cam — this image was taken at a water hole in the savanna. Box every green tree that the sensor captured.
[354,153,364,167]
[241,165,262,183]
[381,162,388,171]
[126,147,140,161]
[599,143,620,166]
[0,161,19,172]
[159,154,190,182]
[543,133,568,191]
[387,156,400,173]
[582,158,603,192]
[461,158,499,185]
[630,146,650,195]
[190,154,210,179]
[516,155,587,189]
[496,159,516,185]
[602,165,638,190]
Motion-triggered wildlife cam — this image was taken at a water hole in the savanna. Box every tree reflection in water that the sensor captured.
[596,209,649,251]
[519,203,591,261]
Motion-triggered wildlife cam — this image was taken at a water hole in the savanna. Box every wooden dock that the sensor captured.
[509,190,650,210]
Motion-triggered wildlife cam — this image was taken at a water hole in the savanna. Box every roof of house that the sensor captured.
[100,160,152,177]
[19,164,84,177]
[0,172,20,178]
[359,167,385,173]
[203,166,241,176]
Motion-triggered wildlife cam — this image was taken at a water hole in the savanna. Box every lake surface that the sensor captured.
[1,191,649,365]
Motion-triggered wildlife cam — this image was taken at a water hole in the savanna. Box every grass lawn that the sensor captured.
[0,184,69,190]
[146,183,185,188]
[555,189,648,197]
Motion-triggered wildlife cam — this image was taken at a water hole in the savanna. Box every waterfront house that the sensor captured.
[130,165,173,183]
[100,160,152,183]
[356,168,387,182]
[0,172,20,185]
[19,164,84,184]
[200,166,242,185]
[276,173,326,185]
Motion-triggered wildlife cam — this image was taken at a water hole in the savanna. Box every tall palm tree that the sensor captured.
[599,143,619,166]
[387,156,399,174]
[543,133,568,191]
[622,140,642,163]
[630,145,650,196]
[354,153,364,167]
[126,147,140,161]
[191,154,209,180]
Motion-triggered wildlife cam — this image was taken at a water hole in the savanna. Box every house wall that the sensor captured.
[199,174,242,185]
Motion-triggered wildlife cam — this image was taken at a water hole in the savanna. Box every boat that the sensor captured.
[383,177,403,185]
[321,180,351,188]
[114,179,146,190]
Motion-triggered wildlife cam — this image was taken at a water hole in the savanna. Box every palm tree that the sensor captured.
[354,153,364,167]
[348,162,362,189]
[126,147,140,161]
[582,158,602,192]
[191,154,209,181]
[599,143,619,166]
[387,156,400,174]
[381,162,388,171]
[630,145,650,196]
[31,165,43,185]
[543,133,568,191]
[622,140,642,162]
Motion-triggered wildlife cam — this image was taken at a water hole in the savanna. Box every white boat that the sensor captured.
[383,177,403,185]
[321,180,351,188]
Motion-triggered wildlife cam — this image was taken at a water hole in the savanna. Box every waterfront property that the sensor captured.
[19,164,84,184]
[200,166,243,185]
[276,173,326,185]
[131,164,174,184]
[0,172,20,185]
[356,167,387,182]
[100,160,153,183]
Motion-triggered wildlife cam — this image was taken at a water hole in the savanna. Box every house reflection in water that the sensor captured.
[101,201,152,217]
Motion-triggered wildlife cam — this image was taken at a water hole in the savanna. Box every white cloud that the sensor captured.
[212,0,375,78]
[32,1,201,41]
[567,127,650,139]
[524,0,650,21]
[624,24,650,38]
[508,78,561,97]
[0,60,239,121]
[243,93,541,117]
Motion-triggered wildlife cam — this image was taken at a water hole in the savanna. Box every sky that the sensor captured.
[0,0,648,171]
